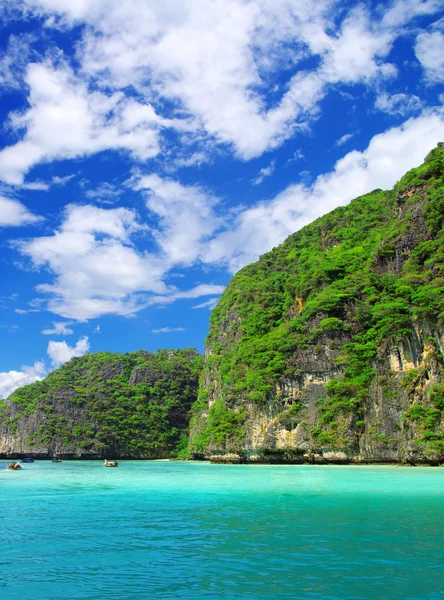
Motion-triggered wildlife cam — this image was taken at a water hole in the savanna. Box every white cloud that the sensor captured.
[0,196,41,227]
[335,133,355,147]
[3,2,443,325]
[59,204,143,239]
[0,361,46,399]
[381,0,443,28]
[252,160,276,185]
[0,33,34,90]
[19,181,50,191]
[14,174,76,192]
[14,307,40,315]
[18,203,168,320]
[174,152,211,169]
[10,106,444,323]
[0,61,170,184]
[47,336,89,367]
[375,93,422,116]
[132,174,221,266]
[147,284,226,307]
[14,198,224,320]
[415,30,444,82]
[52,174,76,185]
[8,0,440,169]
[285,148,305,167]
[41,321,74,335]
[172,283,225,300]
[192,297,220,310]
[319,6,393,84]
[152,326,187,333]
[203,110,444,272]
[84,182,121,202]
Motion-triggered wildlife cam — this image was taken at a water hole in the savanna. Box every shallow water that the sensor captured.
[1,461,443,600]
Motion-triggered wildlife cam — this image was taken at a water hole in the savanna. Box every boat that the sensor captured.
[104,459,119,467]
[51,457,63,463]
[7,461,23,470]
[21,457,35,463]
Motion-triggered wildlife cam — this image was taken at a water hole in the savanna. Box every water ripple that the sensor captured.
[1,461,443,599]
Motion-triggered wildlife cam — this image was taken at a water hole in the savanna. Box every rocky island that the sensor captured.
[189,146,444,465]
[0,349,202,459]
[1,148,443,464]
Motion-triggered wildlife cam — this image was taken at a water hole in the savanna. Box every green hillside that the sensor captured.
[0,349,203,459]
[190,146,444,463]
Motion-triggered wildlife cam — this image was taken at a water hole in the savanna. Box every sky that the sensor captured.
[0,0,443,398]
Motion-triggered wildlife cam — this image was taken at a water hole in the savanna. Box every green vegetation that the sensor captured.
[0,349,203,458]
[189,399,248,454]
[2,149,444,462]
[192,147,444,455]
[403,383,444,455]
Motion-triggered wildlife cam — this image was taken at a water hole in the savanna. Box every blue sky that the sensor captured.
[0,0,443,397]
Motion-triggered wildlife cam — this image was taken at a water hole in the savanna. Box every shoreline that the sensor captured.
[1,455,442,466]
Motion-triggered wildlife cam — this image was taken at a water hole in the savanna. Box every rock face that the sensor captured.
[189,146,444,464]
[0,349,202,459]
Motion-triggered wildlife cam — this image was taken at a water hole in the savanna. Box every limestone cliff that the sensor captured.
[189,146,444,464]
[0,349,202,459]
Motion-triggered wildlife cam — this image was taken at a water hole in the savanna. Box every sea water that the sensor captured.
[0,461,443,600]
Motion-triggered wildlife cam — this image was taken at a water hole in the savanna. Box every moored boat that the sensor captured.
[51,457,63,463]
[22,457,35,463]
[7,461,23,470]
[104,459,119,467]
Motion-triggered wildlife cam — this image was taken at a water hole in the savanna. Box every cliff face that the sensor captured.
[0,349,202,459]
[189,147,444,464]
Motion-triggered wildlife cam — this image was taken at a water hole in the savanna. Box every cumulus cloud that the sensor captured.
[17,203,168,320]
[41,321,74,335]
[415,30,444,82]
[0,196,41,227]
[14,110,444,320]
[0,61,171,184]
[0,0,438,180]
[375,93,422,116]
[3,1,443,325]
[0,361,46,399]
[132,174,221,266]
[15,199,225,320]
[0,334,90,397]
[47,336,89,367]
[381,0,443,28]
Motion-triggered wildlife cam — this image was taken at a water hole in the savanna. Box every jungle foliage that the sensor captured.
[191,147,444,453]
[0,349,203,458]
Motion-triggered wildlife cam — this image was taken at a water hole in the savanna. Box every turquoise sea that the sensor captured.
[1,461,443,600]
